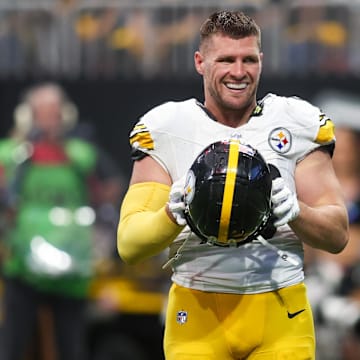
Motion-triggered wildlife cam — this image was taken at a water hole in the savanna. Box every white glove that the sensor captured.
[271,178,300,227]
[167,176,187,226]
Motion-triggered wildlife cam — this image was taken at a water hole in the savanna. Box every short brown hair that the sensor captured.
[199,10,261,49]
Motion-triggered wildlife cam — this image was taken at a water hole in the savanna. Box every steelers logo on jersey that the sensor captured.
[268,127,292,154]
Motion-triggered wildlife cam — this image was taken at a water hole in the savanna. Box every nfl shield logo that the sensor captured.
[176,310,188,324]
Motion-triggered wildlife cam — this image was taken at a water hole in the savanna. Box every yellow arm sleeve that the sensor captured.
[117,182,184,264]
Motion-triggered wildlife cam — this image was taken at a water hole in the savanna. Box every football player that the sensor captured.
[117,10,349,360]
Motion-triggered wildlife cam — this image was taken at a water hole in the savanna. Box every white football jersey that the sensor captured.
[129,93,335,294]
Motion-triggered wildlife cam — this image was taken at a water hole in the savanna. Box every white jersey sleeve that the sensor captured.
[129,99,202,178]
[278,95,335,161]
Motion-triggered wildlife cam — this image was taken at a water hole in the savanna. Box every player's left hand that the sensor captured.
[271,178,300,227]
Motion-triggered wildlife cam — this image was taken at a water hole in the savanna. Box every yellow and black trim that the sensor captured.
[129,123,155,151]
[316,115,336,145]
[129,122,155,161]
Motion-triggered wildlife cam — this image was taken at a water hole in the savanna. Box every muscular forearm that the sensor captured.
[289,201,349,254]
[117,182,183,264]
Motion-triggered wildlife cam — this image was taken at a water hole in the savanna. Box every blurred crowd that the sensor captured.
[0,0,359,78]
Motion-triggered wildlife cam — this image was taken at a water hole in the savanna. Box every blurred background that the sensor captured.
[0,0,359,359]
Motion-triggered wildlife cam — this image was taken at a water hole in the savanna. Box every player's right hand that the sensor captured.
[167,176,187,226]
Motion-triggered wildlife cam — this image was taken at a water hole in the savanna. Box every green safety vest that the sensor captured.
[0,137,98,298]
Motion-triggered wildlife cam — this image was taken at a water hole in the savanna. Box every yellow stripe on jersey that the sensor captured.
[218,139,240,243]
[315,115,335,144]
[132,123,147,132]
[129,123,154,151]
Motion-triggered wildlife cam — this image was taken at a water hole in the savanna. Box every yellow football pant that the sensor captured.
[164,282,315,359]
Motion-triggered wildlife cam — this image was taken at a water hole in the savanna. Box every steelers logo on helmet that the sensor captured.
[184,139,272,247]
[184,169,196,205]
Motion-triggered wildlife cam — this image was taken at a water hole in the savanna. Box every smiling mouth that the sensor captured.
[225,83,247,90]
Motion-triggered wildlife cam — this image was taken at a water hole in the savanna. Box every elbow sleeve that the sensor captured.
[117,182,183,264]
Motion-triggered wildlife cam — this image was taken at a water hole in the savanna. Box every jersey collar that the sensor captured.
[196,99,264,123]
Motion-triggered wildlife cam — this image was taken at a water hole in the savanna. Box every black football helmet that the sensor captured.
[184,139,272,246]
